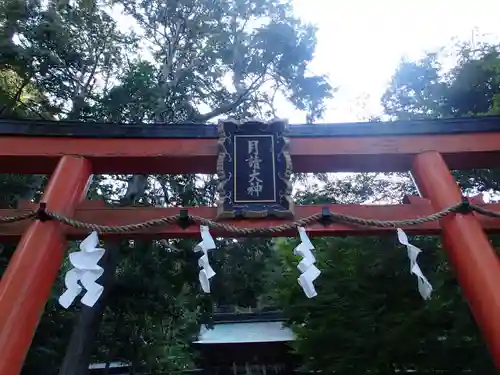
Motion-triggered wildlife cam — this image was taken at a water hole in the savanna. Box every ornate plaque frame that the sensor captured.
[216,118,294,219]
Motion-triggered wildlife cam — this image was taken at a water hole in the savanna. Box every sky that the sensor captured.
[279,0,500,123]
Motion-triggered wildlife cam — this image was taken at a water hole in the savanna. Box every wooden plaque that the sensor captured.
[216,119,293,219]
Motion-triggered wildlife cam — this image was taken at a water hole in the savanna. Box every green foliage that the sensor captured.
[96,61,160,123]
[110,0,332,123]
[383,41,500,194]
[211,238,276,308]
[0,69,48,118]
[0,0,333,373]
[92,240,207,373]
[382,42,500,120]
[272,233,495,373]
[0,0,128,120]
[271,59,500,370]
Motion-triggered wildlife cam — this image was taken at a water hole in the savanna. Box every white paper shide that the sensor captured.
[294,227,321,298]
[194,225,217,293]
[59,231,105,308]
[397,228,433,300]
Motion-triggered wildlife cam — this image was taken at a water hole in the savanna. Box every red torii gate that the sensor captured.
[1,117,500,374]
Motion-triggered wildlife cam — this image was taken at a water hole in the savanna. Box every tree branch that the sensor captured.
[193,72,267,122]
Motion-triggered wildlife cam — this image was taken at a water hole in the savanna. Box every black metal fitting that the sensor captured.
[178,209,194,229]
[456,196,472,214]
[234,208,245,219]
[319,207,333,226]
[35,202,51,222]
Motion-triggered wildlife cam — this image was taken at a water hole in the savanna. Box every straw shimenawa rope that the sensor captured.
[0,202,496,235]
[0,211,38,224]
[468,204,500,218]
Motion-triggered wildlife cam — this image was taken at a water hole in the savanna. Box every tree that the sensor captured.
[269,174,495,373]
[112,0,332,123]
[0,0,128,120]
[0,0,335,373]
[383,41,500,121]
[383,41,500,194]
[267,40,500,374]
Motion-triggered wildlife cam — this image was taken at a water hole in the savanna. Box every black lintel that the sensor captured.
[0,115,500,138]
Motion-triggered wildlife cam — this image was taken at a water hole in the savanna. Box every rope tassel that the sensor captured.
[294,227,320,298]
[397,228,433,300]
[59,231,105,308]
[193,225,216,293]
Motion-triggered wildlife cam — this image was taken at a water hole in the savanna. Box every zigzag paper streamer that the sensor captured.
[193,225,216,293]
[294,227,321,298]
[397,228,433,300]
[59,231,105,308]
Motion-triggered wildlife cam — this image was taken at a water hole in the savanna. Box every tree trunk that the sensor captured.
[58,176,148,375]
[58,242,120,375]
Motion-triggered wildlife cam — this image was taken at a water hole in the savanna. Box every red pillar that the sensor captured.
[0,156,92,375]
[412,151,500,369]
